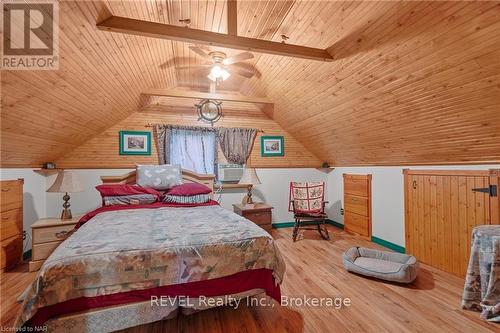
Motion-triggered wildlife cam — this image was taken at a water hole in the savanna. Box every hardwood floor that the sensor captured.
[1,226,497,332]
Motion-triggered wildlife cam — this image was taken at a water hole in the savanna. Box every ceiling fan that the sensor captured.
[169,45,260,85]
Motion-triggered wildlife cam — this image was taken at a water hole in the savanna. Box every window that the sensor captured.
[169,128,216,174]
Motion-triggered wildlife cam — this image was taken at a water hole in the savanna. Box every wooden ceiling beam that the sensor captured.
[143,88,273,105]
[227,0,238,36]
[97,16,333,62]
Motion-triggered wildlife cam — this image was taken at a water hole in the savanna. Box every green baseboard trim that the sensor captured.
[23,249,32,261]
[272,219,344,229]
[326,219,344,229]
[272,222,295,228]
[272,221,318,228]
[272,221,404,254]
[371,236,405,253]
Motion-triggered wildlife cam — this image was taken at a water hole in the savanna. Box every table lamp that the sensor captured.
[239,167,261,204]
[47,171,84,220]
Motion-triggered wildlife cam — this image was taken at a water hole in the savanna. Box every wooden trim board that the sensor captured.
[227,0,237,36]
[97,16,333,62]
[143,89,273,105]
[403,169,491,176]
[489,169,500,225]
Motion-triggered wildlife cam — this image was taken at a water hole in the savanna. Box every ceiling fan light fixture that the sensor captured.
[207,64,230,82]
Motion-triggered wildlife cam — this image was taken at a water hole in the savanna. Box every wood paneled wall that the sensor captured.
[55,104,321,169]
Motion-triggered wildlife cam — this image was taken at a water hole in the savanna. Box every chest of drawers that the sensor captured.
[343,174,372,239]
[1,179,24,272]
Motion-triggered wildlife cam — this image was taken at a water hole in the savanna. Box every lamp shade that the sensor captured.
[239,167,261,185]
[47,171,84,193]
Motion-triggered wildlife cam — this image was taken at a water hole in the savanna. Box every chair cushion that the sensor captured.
[289,182,325,213]
[342,246,419,283]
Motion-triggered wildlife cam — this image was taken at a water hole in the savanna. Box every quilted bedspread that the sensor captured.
[17,205,285,326]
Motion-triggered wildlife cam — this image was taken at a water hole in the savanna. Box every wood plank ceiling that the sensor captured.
[1,1,500,167]
[240,0,500,165]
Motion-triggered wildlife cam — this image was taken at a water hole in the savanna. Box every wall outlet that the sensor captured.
[340,208,344,215]
[23,230,27,240]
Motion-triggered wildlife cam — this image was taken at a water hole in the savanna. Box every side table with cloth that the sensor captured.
[461,225,500,322]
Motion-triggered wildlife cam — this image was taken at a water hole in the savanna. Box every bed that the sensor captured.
[16,169,285,332]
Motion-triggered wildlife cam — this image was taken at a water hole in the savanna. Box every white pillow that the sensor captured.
[136,164,182,190]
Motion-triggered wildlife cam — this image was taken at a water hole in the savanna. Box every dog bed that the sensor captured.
[343,246,418,283]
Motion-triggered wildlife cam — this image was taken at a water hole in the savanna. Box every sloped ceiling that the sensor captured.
[1,1,500,167]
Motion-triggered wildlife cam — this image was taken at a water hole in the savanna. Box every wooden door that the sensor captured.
[403,170,499,278]
[344,174,372,239]
[490,169,500,225]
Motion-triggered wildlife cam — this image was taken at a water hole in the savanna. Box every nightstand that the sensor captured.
[233,203,273,233]
[29,216,80,272]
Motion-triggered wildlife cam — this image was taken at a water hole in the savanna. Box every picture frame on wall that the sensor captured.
[260,136,284,157]
[119,131,151,155]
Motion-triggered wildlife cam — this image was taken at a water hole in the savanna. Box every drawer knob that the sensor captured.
[1,188,10,192]
[55,230,69,238]
[2,216,9,220]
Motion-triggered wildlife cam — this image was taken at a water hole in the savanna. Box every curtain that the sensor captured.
[218,127,257,165]
[154,124,171,164]
[154,125,218,174]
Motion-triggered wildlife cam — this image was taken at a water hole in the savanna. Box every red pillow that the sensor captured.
[167,183,212,196]
[95,184,161,199]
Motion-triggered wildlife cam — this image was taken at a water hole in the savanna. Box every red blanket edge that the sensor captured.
[26,268,280,328]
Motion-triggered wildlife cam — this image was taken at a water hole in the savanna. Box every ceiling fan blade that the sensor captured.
[231,67,255,78]
[223,52,254,65]
[189,45,212,61]
[229,62,261,78]
[159,56,196,69]
[175,64,213,70]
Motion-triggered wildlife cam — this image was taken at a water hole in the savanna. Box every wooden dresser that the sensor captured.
[1,179,24,272]
[29,216,80,272]
[343,174,372,239]
[233,203,273,233]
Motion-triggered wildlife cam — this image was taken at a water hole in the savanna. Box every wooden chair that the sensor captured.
[289,182,330,242]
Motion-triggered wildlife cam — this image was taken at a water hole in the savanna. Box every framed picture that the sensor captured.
[119,131,151,155]
[260,136,284,157]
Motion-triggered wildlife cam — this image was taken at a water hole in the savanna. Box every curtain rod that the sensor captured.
[144,123,264,133]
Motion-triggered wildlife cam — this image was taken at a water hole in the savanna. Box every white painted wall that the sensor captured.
[45,169,135,217]
[325,165,500,247]
[4,164,499,252]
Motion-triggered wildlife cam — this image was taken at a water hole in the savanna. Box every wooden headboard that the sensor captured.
[100,169,215,193]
